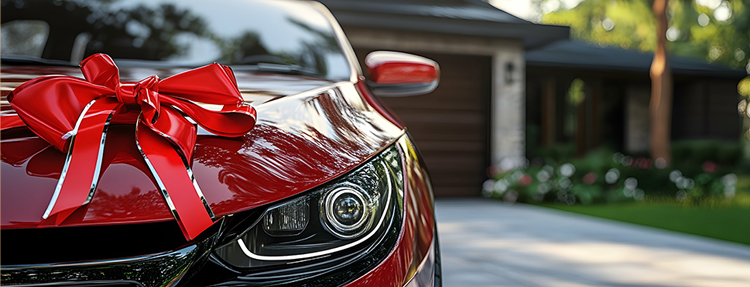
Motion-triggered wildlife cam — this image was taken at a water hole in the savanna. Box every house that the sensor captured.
[525,40,745,157]
[318,0,746,197]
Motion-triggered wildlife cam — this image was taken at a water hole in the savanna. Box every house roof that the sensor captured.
[526,40,747,79]
[317,0,570,49]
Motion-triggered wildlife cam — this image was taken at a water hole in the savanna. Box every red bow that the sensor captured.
[2,54,256,240]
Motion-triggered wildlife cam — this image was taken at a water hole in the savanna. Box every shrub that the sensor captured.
[672,140,741,166]
[484,147,742,206]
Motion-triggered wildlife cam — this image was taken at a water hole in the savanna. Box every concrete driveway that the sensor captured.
[435,199,750,287]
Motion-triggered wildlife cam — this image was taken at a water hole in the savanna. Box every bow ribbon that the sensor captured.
[2,54,257,240]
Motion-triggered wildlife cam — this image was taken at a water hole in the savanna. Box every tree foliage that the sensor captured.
[542,0,750,69]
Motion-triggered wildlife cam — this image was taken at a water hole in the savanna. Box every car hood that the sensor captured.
[1,66,403,229]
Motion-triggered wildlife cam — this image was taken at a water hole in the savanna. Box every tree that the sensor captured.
[542,0,750,69]
[651,0,673,165]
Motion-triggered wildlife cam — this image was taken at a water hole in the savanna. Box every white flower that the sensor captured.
[612,152,624,164]
[543,165,554,174]
[633,188,645,201]
[483,179,496,192]
[537,170,551,182]
[624,177,638,190]
[558,177,572,190]
[624,188,634,198]
[560,163,576,177]
[722,173,738,187]
[494,179,509,193]
[669,170,682,182]
[605,168,620,184]
[677,177,695,190]
[482,179,496,197]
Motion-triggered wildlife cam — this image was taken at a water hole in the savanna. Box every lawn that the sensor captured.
[540,203,750,245]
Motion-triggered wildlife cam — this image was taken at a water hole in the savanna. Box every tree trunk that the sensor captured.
[650,0,673,165]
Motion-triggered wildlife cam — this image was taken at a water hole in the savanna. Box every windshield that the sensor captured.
[1,0,352,81]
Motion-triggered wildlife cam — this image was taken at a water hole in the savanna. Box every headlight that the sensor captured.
[214,145,404,269]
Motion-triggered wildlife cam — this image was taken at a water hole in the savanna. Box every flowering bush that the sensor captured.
[483,148,741,205]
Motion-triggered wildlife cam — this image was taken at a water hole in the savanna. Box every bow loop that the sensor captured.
[80,53,120,89]
[159,63,243,105]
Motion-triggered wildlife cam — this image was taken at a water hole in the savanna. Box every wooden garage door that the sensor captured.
[355,50,492,197]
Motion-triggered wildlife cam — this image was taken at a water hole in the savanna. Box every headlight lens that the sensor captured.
[214,145,403,268]
[323,185,373,238]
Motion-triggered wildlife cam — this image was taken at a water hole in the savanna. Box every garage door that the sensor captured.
[355,50,492,197]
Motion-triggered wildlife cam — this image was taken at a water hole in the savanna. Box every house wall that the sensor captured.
[625,84,651,153]
[672,79,741,141]
[491,43,526,168]
[341,27,525,196]
[525,71,742,157]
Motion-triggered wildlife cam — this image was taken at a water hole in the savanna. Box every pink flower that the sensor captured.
[583,173,596,185]
[703,161,716,173]
[634,158,651,169]
[519,174,533,186]
[641,159,651,169]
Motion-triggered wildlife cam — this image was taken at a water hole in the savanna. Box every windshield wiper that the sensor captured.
[1,55,78,67]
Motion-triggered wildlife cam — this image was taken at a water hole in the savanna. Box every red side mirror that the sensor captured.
[365,51,439,97]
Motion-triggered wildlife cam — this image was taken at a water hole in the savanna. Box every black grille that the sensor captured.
[2,221,187,265]
[12,281,143,287]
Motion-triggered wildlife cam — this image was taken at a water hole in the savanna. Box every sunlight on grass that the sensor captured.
[541,201,750,245]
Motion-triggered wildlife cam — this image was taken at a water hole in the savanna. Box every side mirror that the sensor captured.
[365,51,439,97]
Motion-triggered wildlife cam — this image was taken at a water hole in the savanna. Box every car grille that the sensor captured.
[1,224,218,287]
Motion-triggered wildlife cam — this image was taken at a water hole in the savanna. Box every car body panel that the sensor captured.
[345,137,436,286]
[1,72,403,228]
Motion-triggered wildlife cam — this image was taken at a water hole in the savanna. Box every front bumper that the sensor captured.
[1,137,438,287]
[2,229,439,287]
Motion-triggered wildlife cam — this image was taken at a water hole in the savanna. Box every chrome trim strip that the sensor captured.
[134,122,181,224]
[42,98,99,219]
[135,120,216,221]
[237,160,394,261]
[148,117,216,219]
[83,107,116,205]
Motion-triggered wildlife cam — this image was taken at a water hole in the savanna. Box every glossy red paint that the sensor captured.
[365,51,439,85]
[1,77,404,231]
[5,54,256,240]
[356,80,405,129]
[344,137,435,287]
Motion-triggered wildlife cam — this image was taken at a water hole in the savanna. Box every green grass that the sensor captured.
[540,202,750,245]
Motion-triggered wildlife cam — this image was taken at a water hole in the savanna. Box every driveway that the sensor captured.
[435,198,750,287]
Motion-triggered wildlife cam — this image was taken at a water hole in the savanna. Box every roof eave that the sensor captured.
[328,11,570,49]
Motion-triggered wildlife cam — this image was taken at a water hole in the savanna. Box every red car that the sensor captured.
[1,0,440,286]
